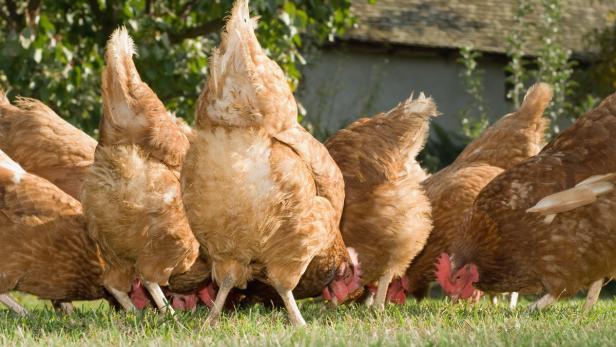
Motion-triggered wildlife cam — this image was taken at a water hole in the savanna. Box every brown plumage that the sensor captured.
[438,91,616,310]
[0,149,108,314]
[323,94,436,308]
[181,0,354,326]
[82,27,199,313]
[0,91,97,200]
[403,83,553,300]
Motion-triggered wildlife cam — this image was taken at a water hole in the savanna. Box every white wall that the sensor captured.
[297,47,515,138]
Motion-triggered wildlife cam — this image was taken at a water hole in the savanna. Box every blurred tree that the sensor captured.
[588,11,616,99]
[0,0,354,135]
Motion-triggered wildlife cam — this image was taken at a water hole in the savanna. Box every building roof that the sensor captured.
[346,0,615,56]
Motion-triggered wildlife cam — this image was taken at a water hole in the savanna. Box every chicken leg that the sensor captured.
[491,295,498,305]
[528,293,556,311]
[278,288,306,327]
[105,285,137,312]
[364,291,375,306]
[143,280,175,315]
[0,294,28,316]
[583,279,603,312]
[509,292,519,309]
[52,300,74,315]
[373,271,394,310]
[205,275,235,326]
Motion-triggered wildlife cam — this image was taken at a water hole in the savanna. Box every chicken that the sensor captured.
[181,0,351,326]
[0,91,97,200]
[436,91,616,311]
[0,149,109,315]
[82,27,199,314]
[399,83,553,302]
[322,94,436,309]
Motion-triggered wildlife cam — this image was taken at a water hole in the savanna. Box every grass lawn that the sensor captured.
[1,295,615,346]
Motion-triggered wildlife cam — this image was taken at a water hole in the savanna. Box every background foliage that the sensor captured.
[424,0,616,172]
[0,0,354,135]
[0,0,614,171]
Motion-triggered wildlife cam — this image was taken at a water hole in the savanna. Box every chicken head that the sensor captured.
[322,248,362,305]
[435,253,480,301]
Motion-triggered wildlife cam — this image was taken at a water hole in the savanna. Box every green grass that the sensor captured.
[1,295,615,346]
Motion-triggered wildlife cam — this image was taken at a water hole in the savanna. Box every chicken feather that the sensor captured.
[324,94,437,308]
[0,91,97,200]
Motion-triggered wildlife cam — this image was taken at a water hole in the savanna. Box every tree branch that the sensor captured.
[179,0,199,18]
[87,0,103,18]
[168,18,224,44]
[87,0,117,38]
[4,0,24,29]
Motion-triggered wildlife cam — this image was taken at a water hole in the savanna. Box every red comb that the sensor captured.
[435,253,452,291]
[386,277,408,304]
[170,293,198,311]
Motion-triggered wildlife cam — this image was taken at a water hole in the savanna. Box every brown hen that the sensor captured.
[181,0,351,326]
[402,83,553,301]
[324,94,437,309]
[437,91,616,311]
[0,149,108,315]
[82,27,199,313]
[0,91,96,200]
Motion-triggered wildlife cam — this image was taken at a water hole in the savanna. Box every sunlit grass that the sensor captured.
[1,295,614,346]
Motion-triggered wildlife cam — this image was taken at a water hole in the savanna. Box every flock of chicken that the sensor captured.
[1,0,615,327]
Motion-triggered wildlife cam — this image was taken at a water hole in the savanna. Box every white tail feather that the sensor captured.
[527,174,616,215]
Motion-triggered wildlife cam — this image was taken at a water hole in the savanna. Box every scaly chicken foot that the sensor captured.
[105,285,137,312]
[373,272,394,310]
[528,293,556,311]
[278,288,306,327]
[0,294,28,316]
[142,280,175,315]
[583,279,603,313]
[205,275,235,327]
[509,292,519,309]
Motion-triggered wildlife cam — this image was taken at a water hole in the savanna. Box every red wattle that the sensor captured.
[129,278,150,310]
